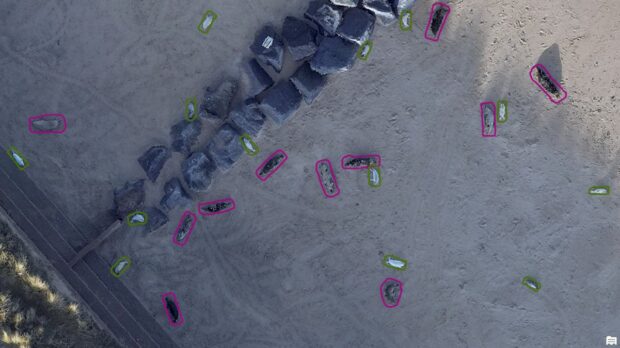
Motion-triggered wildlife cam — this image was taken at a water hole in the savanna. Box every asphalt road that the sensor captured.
[0,145,177,348]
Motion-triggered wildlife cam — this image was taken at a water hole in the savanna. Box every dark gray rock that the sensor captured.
[258,81,303,125]
[182,152,216,192]
[199,80,238,119]
[305,0,343,36]
[141,207,169,233]
[282,17,318,61]
[362,0,396,26]
[290,62,327,104]
[160,178,192,211]
[137,145,170,182]
[170,119,201,155]
[243,59,274,97]
[337,8,375,44]
[229,98,265,136]
[250,26,285,73]
[310,36,358,75]
[331,0,358,7]
[113,180,145,219]
[206,124,244,171]
[390,0,416,16]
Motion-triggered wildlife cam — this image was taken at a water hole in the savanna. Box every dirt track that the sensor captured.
[1,0,619,347]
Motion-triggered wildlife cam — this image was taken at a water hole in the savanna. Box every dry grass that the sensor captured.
[0,219,119,347]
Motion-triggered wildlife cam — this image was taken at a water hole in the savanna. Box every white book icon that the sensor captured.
[607,336,618,345]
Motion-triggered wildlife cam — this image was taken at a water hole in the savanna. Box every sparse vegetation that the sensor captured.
[0,219,119,348]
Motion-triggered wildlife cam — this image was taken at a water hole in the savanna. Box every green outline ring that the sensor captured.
[496,99,509,124]
[399,9,413,31]
[367,163,382,188]
[184,96,198,122]
[7,146,29,171]
[110,256,132,278]
[197,10,217,35]
[357,40,373,61]
[521,276,541,293]
[588,185,611,196]
[382,254,408,271]
[126,211,149,227]
[239,133,260,157]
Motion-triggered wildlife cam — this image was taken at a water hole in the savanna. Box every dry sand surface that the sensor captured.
[1,0,620,347]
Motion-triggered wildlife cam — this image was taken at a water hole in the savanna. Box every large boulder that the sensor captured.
[337,8,375,44]
[310,36,358,75]
[250,26,285,73]
[331,0,358,7]
[361,0,396,26]
[137,145,170,183]
[282,17,318,61]
[305,0,343,36]
[243,59,274,97]
[113,180,145,219]
[290,62,327,104]
[206,124,244,171]
[390,0,417,16]
[259,80,303,125]
[229,98,265,136]
[139,207,169,233]
[170,119,201,155]
[160,178,192,211]
[199,80,238,119]
[181,152,216,192]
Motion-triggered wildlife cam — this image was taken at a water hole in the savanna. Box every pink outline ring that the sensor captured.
[424,2,451,42]
[529,64,568,104]
[171,211,197,247]
[380,277,404,309]
[27,113,67,134]
[480,101,497,138]
[314,159,341,199]
[340,154,382,170]
[255,149,288,182]
[161,292,184,327]
[197,198,236,217]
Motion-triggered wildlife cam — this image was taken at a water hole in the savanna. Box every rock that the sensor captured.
[331,0,358,7]
[362,0,396,26]
[170,119,201,156]
[137,145,170,183]
[250,26,285,73]
[113,180,145,219]
[282,17,318,61]
[142,207,169,233]
[229,98,265,136]
[290,62,327,104]
[337,8,375,44]
[199,80,238,119]
[181,152,216,192]
[243,59,274,97]
[258,80,302,125]
[160,178,192,211]
[390,0,417,16]
[310,36,358,75]
[206,124,244,171]
[305,0,343,36]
